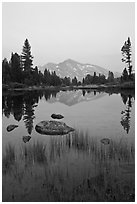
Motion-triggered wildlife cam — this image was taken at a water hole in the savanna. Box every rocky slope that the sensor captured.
[39,59,121,81]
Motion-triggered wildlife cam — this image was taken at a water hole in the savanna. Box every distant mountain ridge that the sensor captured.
[39,59,121,81]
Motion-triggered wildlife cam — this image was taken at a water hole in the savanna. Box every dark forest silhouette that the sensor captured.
[2,38,134,88]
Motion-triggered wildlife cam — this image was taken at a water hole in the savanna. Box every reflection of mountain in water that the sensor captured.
[47,90,106,106]
[2,89,135,135]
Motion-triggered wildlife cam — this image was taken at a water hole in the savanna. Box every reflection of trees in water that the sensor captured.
[2,95,12,118]
[12,95,24,121]
[23,104,35,134]
[23,93,36,134]
[2,90,58,119]
[2,90,59,118]
[2,94,24,121]
[94,91,96,95]
[82,89,98,97]
[44,90,59,100]
[2,90,135,135]
[82,90,86,96]
[2,90,60,134]
[22,91,45,134]
[120,94,134,134]
[2,94,24,120]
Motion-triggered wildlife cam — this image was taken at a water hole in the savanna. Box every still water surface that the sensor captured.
[2,89,135,201]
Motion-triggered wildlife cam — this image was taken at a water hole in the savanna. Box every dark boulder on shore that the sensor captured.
[7,125,18,132]
[35,120,74,135]
[51,114,64,119]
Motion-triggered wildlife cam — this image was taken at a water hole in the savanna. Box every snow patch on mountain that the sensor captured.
[39,59,121,81]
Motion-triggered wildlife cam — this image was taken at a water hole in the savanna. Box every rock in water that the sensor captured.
[7,125,18,132]
[101,138,110,145]
[51,114,64,119]
[22,136,31,143]
[35,120,74,135]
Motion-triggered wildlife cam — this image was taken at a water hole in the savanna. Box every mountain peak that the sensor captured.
[63,58,81,64]
[39,59,121,80]
[66,58,73,62]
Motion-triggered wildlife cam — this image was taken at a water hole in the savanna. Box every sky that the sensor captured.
[2,2,135,73]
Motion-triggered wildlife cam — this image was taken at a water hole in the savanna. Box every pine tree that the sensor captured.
[44,68,51,85]
[72,76,78,86]
[93,72,97,84]
[63,77,71,86]
[121,37,132,77]
[108,71,114,83]
[10,52,22,83]
[2,58,11,84]
[33,66,40,85]
[122,68,128,82]
[82,78,85,85]
[21,39,33,80]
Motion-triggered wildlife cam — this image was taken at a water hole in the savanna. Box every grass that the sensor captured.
[20,142,47,165]
[2,144,16,175]
[2,131,135,202]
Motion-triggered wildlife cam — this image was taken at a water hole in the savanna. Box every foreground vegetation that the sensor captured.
[3,131,135,202]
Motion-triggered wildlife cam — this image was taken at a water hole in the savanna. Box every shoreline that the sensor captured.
[2,83,135,98]
[2,82,135,92]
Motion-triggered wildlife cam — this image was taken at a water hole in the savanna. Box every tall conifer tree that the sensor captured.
[10,52,22,83]
[21,39,33,79]
[121,37,132,77]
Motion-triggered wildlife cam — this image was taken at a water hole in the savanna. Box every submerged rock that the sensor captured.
[35,120,74,135]
[7,125,18,132]
[51,114,64,119]
[101,138,110,145]
[22,136,31,143]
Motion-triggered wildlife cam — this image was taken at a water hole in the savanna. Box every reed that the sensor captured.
[2,144,16,175]
[2,131,135,201]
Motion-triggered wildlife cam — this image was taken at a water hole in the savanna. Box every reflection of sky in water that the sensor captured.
[2,90,135,147]
[2,90,135,201]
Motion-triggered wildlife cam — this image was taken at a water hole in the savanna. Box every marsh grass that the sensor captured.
[2,144,16,175]
[2,131,135,202]
[20,142,47,166]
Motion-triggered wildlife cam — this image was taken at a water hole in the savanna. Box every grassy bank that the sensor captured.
[74,81,135,90]
[2,81,135,93]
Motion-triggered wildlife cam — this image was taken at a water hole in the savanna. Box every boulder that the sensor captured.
[22,136,31,143]
[35,120,74,135]
[101,138,110,145]
[7,125,18,132]
[51,114,64,119]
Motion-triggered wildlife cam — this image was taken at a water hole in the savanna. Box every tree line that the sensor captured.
[2,38,134,88]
